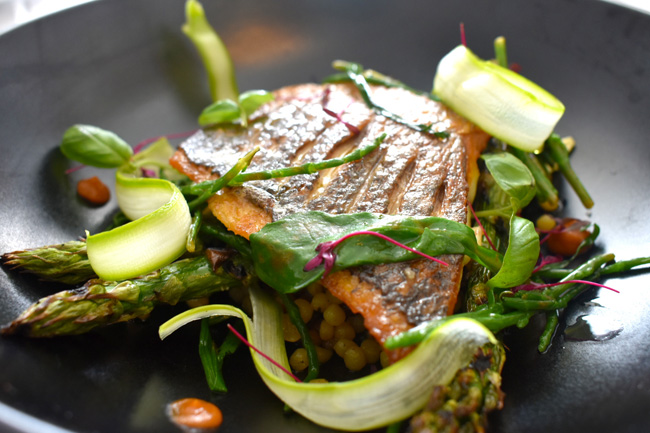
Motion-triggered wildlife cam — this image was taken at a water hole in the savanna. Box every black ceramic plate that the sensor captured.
[1,1,649,432]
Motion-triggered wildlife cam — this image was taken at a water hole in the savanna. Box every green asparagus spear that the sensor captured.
[1,240,95,285]
[2,254,242,337]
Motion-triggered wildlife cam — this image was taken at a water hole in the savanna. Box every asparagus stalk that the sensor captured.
[1,240,95,285]
[2,254,242,337]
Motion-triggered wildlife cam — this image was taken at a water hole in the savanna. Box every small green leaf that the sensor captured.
[482,153,536,210]
[198,99,241,126]
[487,215,539,289]
[239,90,274,117]
[60,124,133,168]
[249,211,502,294]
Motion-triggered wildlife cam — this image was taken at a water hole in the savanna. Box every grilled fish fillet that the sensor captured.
[171,83,488,360]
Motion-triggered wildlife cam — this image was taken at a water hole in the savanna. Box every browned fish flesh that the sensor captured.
[170,82,489,360]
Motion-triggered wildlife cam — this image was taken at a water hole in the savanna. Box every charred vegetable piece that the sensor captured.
[410,343,505,433]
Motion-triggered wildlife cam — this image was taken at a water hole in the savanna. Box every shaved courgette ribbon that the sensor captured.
[159,284,495,431]
[433,45,565,152]
[86,172,191,281]
[183,0,239,102]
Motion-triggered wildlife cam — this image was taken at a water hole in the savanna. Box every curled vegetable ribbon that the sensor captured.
[433,45,565,152]
[86,172,191,281]
[160,283,495,431]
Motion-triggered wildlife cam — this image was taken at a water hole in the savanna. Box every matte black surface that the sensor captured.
[0,1,649,432]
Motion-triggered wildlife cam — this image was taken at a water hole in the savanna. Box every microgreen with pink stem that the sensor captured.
[468,202,497,252]
[304,230,449,277]
[321,87,360,135]
[460,22,467,47]
[532,255,564,274]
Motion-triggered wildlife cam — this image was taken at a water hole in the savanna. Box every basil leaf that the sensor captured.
[239,90,274,118]
[60,124,133,168]
[487,215,539,289]
[249,211,502,294]
[482,152,535,210]
[198,99,241,126]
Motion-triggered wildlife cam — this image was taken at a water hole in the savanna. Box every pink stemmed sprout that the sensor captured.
[460,22,467,47]
[303,230,449,277]
[321,87,360,135]
[468,202,497,252]
[226,323,302,383]
[531,255,564,274]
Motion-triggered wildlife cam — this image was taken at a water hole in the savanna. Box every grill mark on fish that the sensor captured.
[171,82,489,361]
[306,139,361,202]
[385,155,418,215]
[351,125,425,214]
[342,145,388,213]
[305,129,386,214]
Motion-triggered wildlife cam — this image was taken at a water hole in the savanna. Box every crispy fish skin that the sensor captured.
[171,83,488,360]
